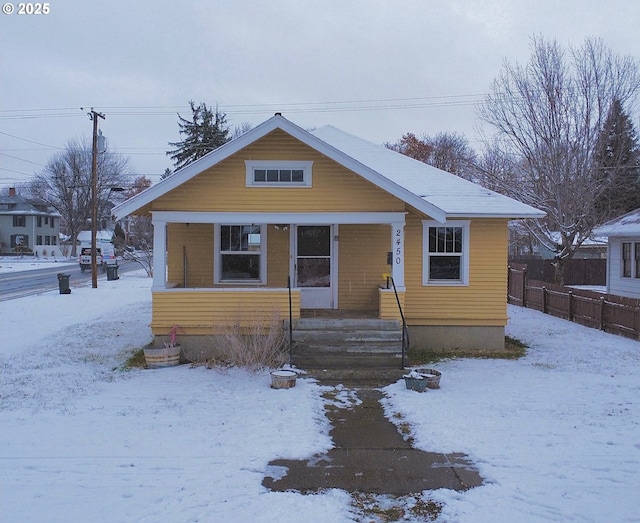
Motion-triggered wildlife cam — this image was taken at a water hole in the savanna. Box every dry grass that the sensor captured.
[208,312,289,371]
[123,347,147,369]
[409,335,527,365]
[350,492,442,522]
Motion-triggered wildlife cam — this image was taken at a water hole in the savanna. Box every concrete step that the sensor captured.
[288,317,405,370]
[294,344,401,354]
[290,318,402,331]
[293,330,402,348]
[293,351,405,370]
[301,368,409,386]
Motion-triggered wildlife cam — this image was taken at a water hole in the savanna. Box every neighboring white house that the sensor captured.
[594,208,640,299]
[0,187,63,257]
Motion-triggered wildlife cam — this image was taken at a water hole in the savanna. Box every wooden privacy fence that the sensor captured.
[508,266,640,340]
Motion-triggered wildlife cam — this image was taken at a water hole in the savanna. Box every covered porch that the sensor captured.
[150,211,408,336]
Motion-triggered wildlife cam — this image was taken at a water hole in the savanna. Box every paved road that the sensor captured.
[0,260,142,301]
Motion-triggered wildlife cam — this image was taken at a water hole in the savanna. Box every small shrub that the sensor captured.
[208,312,288,371]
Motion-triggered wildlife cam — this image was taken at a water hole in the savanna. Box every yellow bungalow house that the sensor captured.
[113,114,543,363]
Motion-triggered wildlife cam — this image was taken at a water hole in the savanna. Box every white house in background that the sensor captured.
[594,208,640,299]
[0,187,63,257]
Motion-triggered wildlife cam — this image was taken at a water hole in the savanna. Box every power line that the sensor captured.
[0,131,62,150]
[0,94,488,120]
[0,152,46,167]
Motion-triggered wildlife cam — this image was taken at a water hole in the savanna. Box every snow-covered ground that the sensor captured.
[1,269,638,522]
[0,256,77,273]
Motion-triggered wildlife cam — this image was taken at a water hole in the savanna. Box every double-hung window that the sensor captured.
[422,220,469,285]
[245,161,313,187]
[622,242,632,278]
[621,241,640,279]
[216,224,265,283]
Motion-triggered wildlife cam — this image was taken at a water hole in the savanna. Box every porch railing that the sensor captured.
[387,276,409,368]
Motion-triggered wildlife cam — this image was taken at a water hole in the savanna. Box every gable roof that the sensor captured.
[0,192,61,216]
[594,208,640,237]
[113,114,544,222]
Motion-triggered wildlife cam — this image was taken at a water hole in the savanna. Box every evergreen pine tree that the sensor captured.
[166,101,231,171]
[594,99,640,217]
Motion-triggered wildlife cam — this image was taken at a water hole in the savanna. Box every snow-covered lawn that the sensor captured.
[0,256,77,273]
[1,270,638,522]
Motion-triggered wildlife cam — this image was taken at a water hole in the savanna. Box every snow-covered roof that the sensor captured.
[594,208,640,237]
[0,192,61,217]
[113,114,544,222]
[310,125,544,219]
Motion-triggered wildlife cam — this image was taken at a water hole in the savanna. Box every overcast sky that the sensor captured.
[1,0,639,187]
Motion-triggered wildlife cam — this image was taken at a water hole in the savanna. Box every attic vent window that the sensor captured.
[245,160,313,187]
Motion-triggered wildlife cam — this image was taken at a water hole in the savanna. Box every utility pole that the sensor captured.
[87,108,105,289]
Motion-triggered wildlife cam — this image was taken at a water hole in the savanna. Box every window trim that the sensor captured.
[422,220,470,286]
[214,223,267,284]
[245,160,313,187]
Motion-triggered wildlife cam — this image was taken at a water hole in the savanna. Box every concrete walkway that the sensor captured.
[262,371,482,495]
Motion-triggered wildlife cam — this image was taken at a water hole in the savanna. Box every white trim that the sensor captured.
[292,224,337,309]
[152,218,167,289]
[422,220,470,286]
[214,223,267,284]
[152,211,406,225]
[245,160,313,187]
[390,222,405,288]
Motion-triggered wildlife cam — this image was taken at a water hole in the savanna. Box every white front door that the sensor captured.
[295,225,334,309]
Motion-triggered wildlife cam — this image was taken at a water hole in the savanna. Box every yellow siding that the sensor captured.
[266,224,290,287]
[338,224,389,310]
[151,130,404,214]
[151,289,300,335]
[167,223,214,287]
[378,289,405,320]
[403,216,509,326]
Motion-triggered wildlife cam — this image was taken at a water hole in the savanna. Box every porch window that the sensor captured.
[216,224,265,283]
[422,220,469,285]
[622,242,631,278]
[245,160,313,187]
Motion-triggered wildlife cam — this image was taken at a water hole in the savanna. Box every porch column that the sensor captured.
[151,216,167,289]
[390,221,405,288]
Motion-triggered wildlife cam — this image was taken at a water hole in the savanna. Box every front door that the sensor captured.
[295,225,333,309]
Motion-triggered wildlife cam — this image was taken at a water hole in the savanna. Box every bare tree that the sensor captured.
[30,138,133,256]
[478,36,640,283]
[386,131,477,180]
[426,132,478,181]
